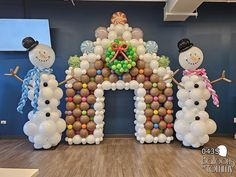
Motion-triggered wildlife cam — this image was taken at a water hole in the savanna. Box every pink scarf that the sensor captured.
[183,68,219,107]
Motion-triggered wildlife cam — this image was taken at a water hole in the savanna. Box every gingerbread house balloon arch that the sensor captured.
[64,12,175,145]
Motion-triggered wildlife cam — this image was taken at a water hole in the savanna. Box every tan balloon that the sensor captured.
[87,121,96,132]
[137,60,145,69]
[144,68,153,77]
[145,108,154,117]
[164,101,173,110]
[102,68,111,77]
[66,102,76,111]
[150,88,160,96]
[143,81,152,90]
[157,81,166,90]
[66,129,75,138]
[87,109,95,117]
[145,121,153,130]
[158,107,167,116]
[158,94,166,103]
[87,95,96,104]
[73,82,82,90]
[164,88,173,97]
[66,115,75,124]
[81,74,90,83]
[66,89,75,97]
[164,128,174,136]
[109,74,118,83]
[130,67,139,77]
[151,115,161,123]
[80,115,90,124]
[73,121,82,131]
[164,114,173,123]
[151,101,160,110]
[73,108,82,117]
[80,129,89,138]
[159,121,167,130]
[95,75,104,84]
[73,95,82,104]
[150,74,159,83]
[88,82,97,91]
[122,73,132,82]
[151,128,160,137]
[94,60,104,70]
[144,94,153,104]
[87,68,97,77]
[136,74,145,83]
[80,102,89,110]
[80,88,90,97]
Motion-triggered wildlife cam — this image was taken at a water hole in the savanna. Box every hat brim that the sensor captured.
[179,43,193,53]
[27,41,39,51]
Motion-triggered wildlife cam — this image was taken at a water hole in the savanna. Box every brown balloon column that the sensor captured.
[64,12,174,145]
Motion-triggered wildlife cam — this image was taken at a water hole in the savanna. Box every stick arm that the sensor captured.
[58,68,78,86]
[4,66,25,83]
[163,69,185,89]
[210,70,232,84]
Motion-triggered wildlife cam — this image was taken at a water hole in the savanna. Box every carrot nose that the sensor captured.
[191,55,199,61]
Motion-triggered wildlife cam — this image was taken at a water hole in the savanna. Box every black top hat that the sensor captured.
[177,38,194,53]
[22,37,39,51]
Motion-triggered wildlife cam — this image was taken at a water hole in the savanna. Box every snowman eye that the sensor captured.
[45,100,50,104]
[46,112,50,117]
[43,82,48,87]
[195,116,200,120]
[194,101,199,105]
[194,84,199,88]
[44,51,46,54]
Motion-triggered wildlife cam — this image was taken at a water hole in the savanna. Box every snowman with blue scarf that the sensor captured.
[5,37,67,149]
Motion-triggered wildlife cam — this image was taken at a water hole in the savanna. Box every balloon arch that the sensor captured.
[64,12,175,145]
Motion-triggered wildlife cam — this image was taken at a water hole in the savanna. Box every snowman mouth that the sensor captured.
[36,56,50,63]
[186,58,199,66]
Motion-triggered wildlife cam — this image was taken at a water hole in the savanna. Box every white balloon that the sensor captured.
[184,133,197,145]
[94,46,104,55]
[41,87,53,100]
[145,135,153,143]
[199,134,209,144]
[39,120,56,136]
[102,81,112,90]
[190,121,207,137]
[114,24,125,36]
[158,134,167,143]
[49,133,61,146]
[73,135,82,144]
[207,119,217,134]
[94,115,103,124]
[189,89,202,101]
[86,135,95,144]
[157,67,166,77]
[23,121,38,136]
[108,31,117,40]
[150,60,159,70]
[136,88,146,97]
[56,119,66,133]
[101,39,110,49]
[136,45,146,56]
[122,31,132,41]
[47,79,58,89]
[174,120,189,134]
[80,60,89,70]
[177,89,189,101]
[94,89,104,97]
[54,88,63,100]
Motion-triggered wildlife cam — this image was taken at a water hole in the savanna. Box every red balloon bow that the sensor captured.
[109,42,129,63]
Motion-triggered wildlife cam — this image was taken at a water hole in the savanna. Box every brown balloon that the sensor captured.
[109,74,118,83]
[122,73,132,82]
[81,74,90,83]
[144,68,153,77]
[143,81,152,90]
[87,68,97,77]
[80,129,89,138]
[150,74,159,83]
[151,115,161,124]
[144,121,153,130]
[137,60,145,69]
[95,75,104,84]
[66,102,76,111]
[158,94,166,103]
[80,102,90,110]
[164,101,173,110]
[80,88,90,97]
[150,88,160,97]
[66,115,75,124]
[159,121,167,130]
[66,129,75,138]
[145,108,154,117]
[151,101,160,110]
[144,94,153,104]
[73,121,82,131]
[87,121,96,132]
[130,67,139,77]
[73,95,82,104]
[94,60,104,70]
[80,115,90,124]
[73,82,82,90]
[66,89,75,97]
[136,74,145,83]
[87,109,95,117]
[157,81,166,90]
[164,114,173,123]
[164,88,173,97]
[158,107,167,116]
[151,128,160,137]
[73,108,82,117]
[164,128,174,136]
[87,95,96,104]
[102,68,111,77]
[87,81,97,91]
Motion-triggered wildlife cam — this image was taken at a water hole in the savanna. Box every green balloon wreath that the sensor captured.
[105,39,137,75]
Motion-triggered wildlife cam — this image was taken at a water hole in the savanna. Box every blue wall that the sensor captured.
[0,0,236,136]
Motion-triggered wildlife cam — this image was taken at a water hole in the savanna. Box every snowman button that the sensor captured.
[194,84,199,88]
[43,82,48,87]
[195,116,200,120]
[194,101,199,105]
[45,100,50,104]
[46,112,50,117]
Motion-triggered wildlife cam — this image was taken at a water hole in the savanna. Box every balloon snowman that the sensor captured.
[4,37,74,149]
[168,38,232,148]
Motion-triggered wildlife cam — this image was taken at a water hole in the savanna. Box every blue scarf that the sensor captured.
[17,67,52,114]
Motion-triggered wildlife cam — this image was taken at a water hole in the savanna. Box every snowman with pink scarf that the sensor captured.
[172,38,231,148]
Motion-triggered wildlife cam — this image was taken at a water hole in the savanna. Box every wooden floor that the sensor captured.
[0,137,235,177]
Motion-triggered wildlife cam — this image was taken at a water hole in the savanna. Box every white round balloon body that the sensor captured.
[23,44,66,149]
[29,44,55,69]
[175,45,217,148]
[178,46,203,70]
